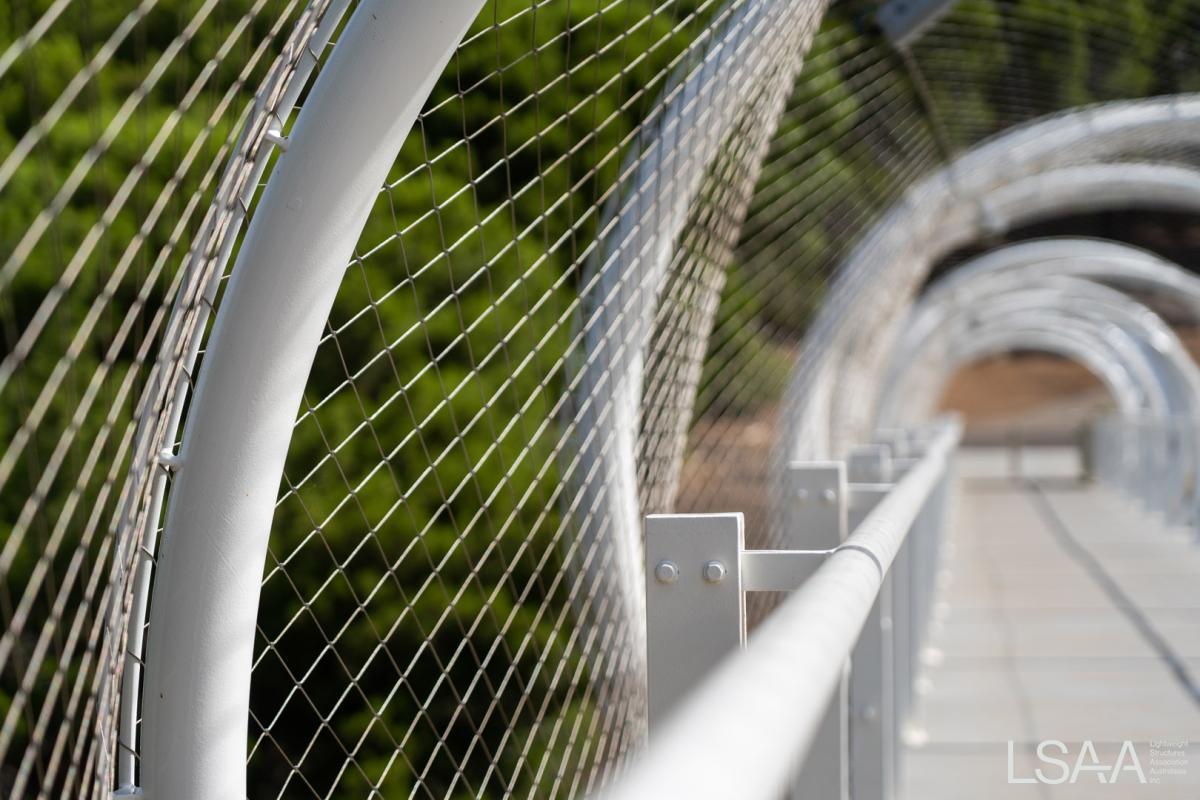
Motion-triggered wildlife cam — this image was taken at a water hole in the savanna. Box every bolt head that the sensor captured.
[654,560,679,585]
[821,488,838,506]
[795,488,809,504]
[702,560,727,584]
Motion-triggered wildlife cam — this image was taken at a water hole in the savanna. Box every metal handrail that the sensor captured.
[598,418,962,799]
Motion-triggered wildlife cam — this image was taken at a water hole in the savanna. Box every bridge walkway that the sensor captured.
[900,448,1200,799]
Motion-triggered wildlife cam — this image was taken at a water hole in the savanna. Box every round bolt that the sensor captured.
[795,488,809,504]
[821,488,838,506]
[654,560,679,585]
[859,704,879,722]
[702,560,727,584]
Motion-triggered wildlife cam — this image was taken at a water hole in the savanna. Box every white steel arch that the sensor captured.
[778,107,1200,465]
[923,238,1200,321]
[139,2,486,797]
[877,275,1200,520]
[771,99,1200,545]
[874,239,1200,476]
[114,3,355,789]
[138,0,839,795]
[569,0,829,675]
[933,327,1148,418]
[879,279,1200,426]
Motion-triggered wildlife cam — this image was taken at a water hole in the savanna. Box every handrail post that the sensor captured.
[787,462,849,800]
[846,446,896,800]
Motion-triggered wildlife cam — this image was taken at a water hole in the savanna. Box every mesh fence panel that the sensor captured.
[3,1,1200,798]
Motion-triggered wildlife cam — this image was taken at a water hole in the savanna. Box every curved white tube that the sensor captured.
[877,275,1200,520]
[115,3,354,787]
[781,134,1200,465]
[879,278,1200,426]
[139,2,485,797]
[772,106,1200,543]
[921,238,1200,320]
[935,327,1147,418]
[570,0,830,668]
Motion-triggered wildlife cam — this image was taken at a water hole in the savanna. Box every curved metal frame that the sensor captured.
[115,2,356,788]
[935,326,1148,417]
[871,239,1200,520]
[881,279,1200,424]
[920,238,1200,321]
[138,0,836,794]
[125,10,1200,793]
[918,310,1199,519]
[778,120,1200,465]
[878,275,1200,519]
[772,101,1200,546]
[901,313,1168,419]
[140,2,486,797]
[569,0,829,668]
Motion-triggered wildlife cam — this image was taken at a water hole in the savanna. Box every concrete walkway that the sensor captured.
[900,448,1200,799]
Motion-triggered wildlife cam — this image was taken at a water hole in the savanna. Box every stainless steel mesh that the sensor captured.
[4,1,1200,797]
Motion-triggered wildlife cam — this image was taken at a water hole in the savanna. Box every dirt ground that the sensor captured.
[937,353,1111,444]
[939,353,1105,421]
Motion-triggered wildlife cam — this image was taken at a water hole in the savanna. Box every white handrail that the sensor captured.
[597,418,961,800]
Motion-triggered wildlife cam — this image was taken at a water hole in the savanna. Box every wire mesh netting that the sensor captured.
[4,1,1200,798]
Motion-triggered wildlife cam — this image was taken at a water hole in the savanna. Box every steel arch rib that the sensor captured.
[878,276,1200,519]
[923,238,1200,322]
[879,278,1200,426]
[892,313,1167,423]
[874,238,1200,434]
[139,2,486,797]
[569,0,830,677]
[929,326,1146,417]
[771,102,1200,543]
[780,130,1200,465]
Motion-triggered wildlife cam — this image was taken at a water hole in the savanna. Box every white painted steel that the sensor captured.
[922,238,1200,317]
[1090,414,1200,521]
[875,271,1200,520]
[878,240,1200,423]
[644,513,746,729]
[907,313,1191,423]
[786,462,850,798]
[138,2,485,798]
[847,483,893,800]
[741,550,826,591]
[880,279,1200,425]
[114,4,354,788]
[785,462,848,548]
[903,319,1172,493]
[777,108,1200,474]
[601,420,960,800]
[884,240,1200,518]
[922,324,1149,415]
[572,0,830,671]
[848,445,895,484]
